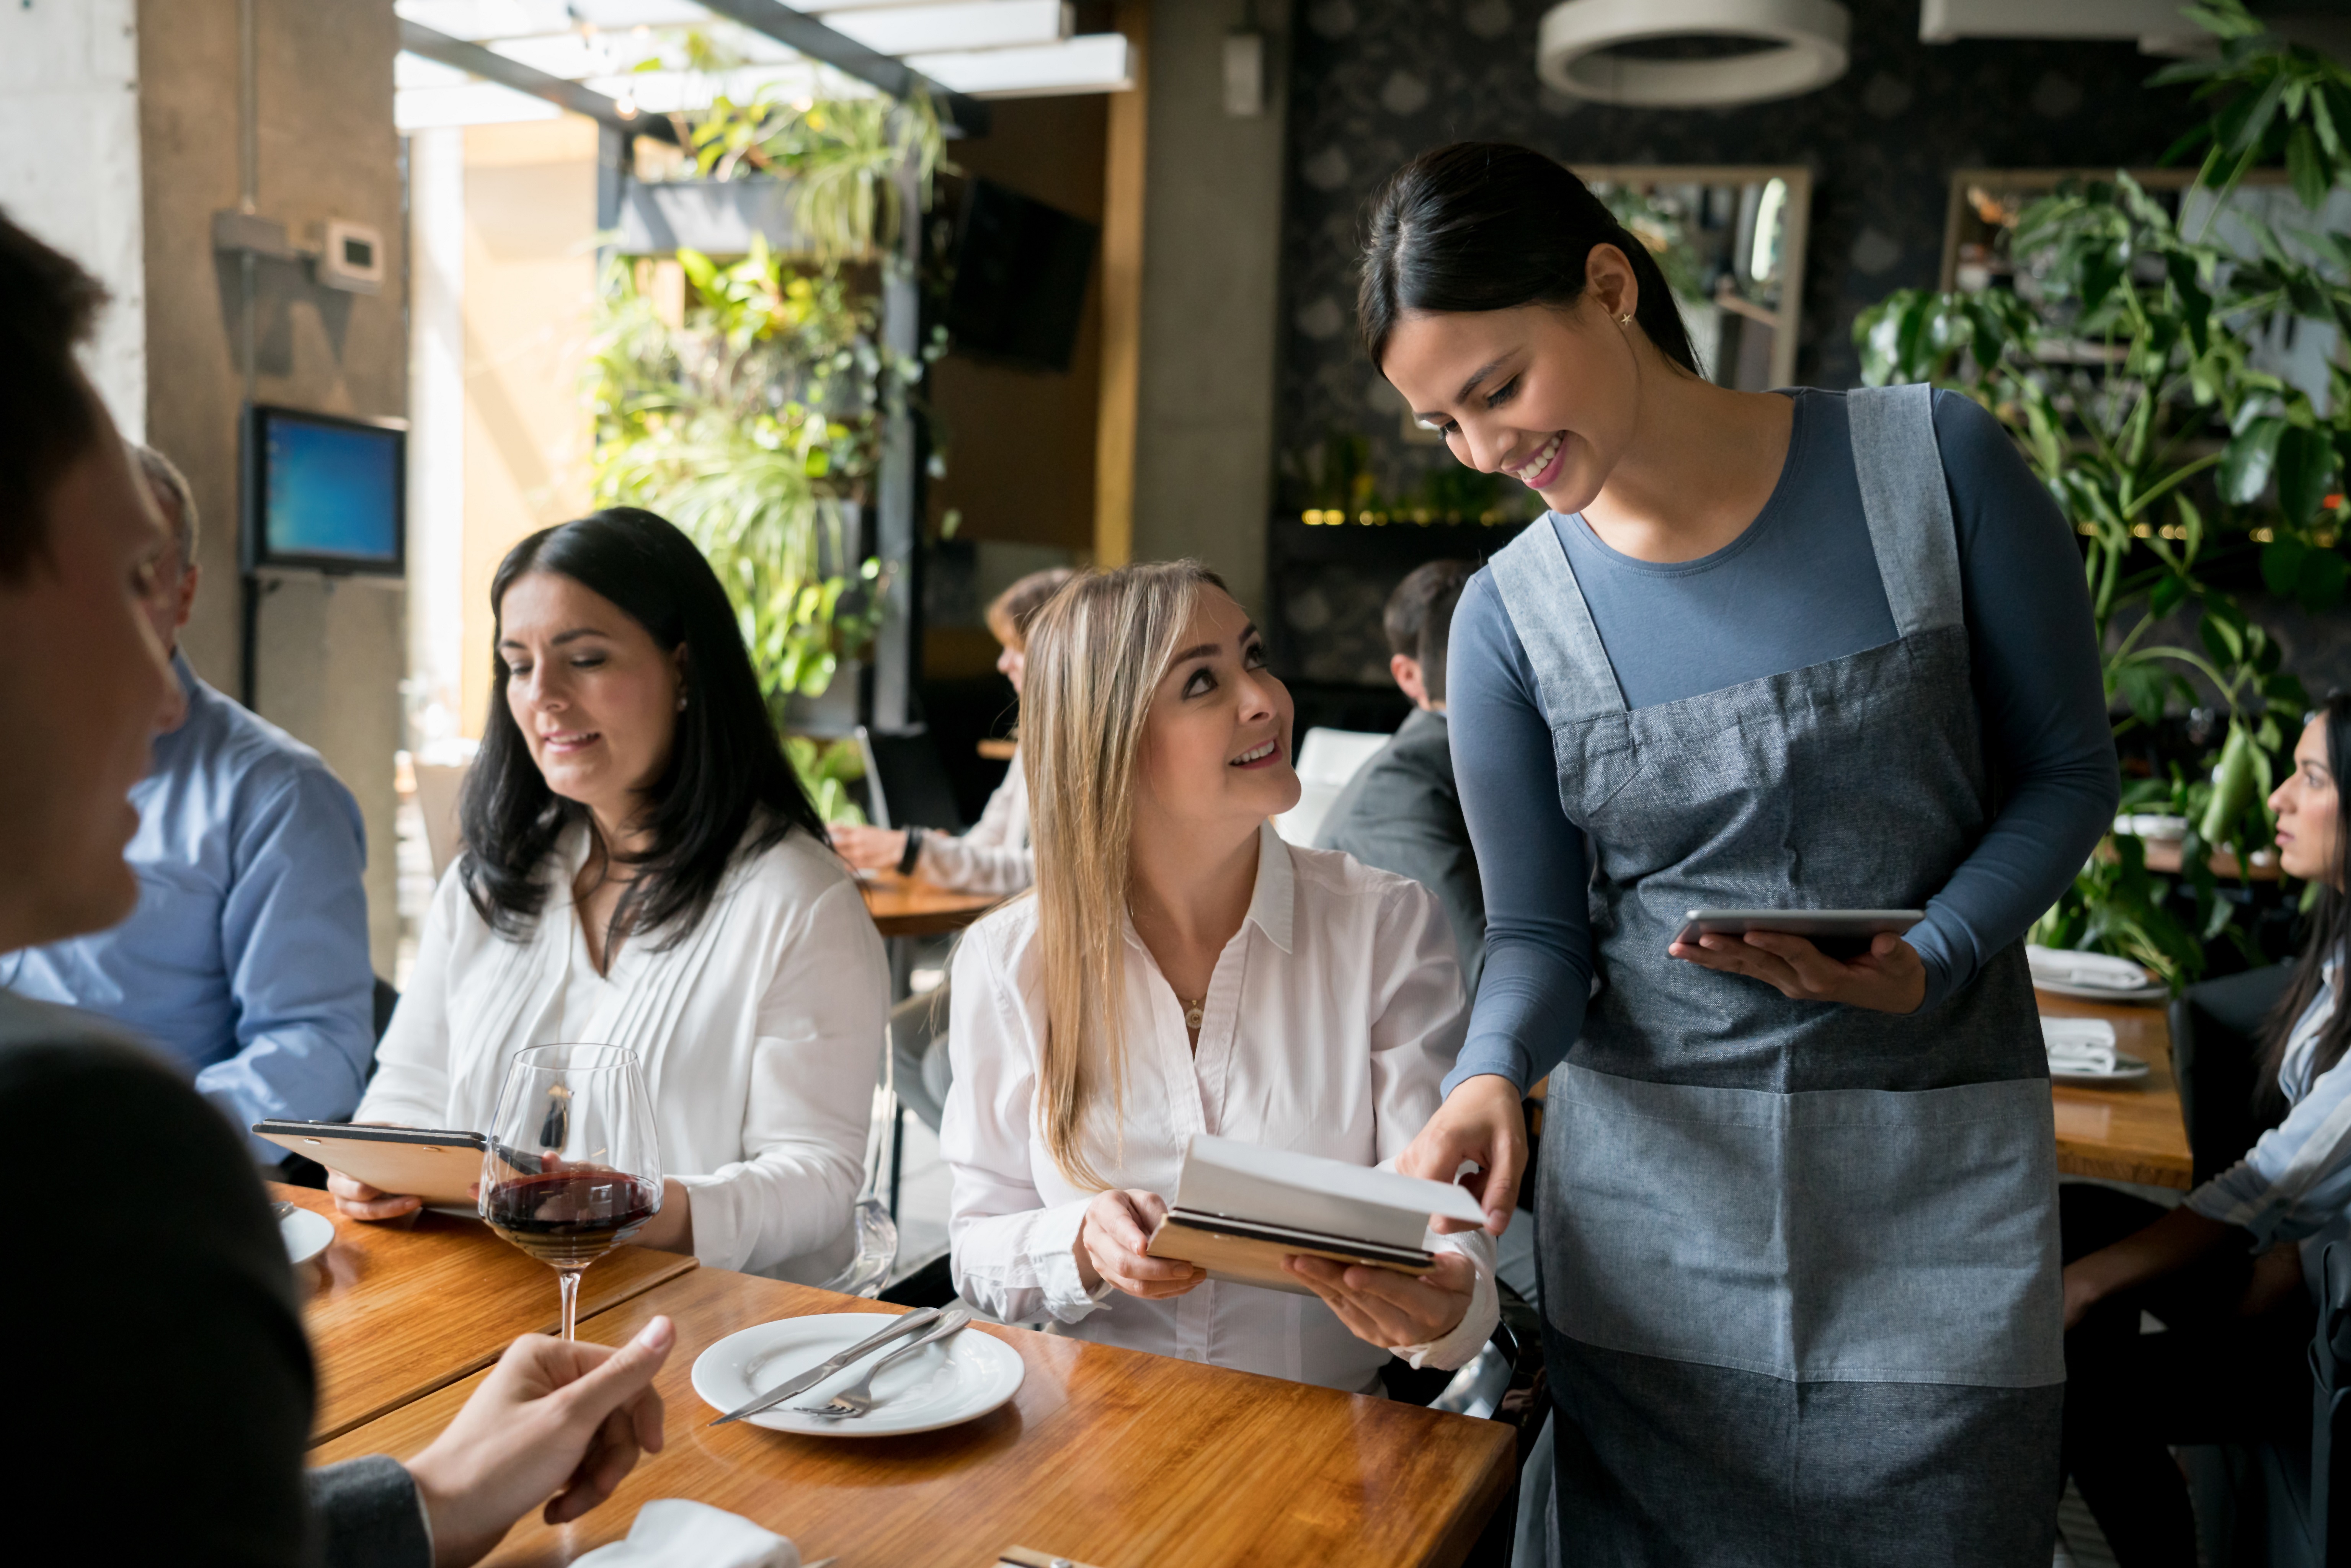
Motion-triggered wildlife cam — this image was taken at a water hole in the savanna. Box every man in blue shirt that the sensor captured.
[2,444,375,1160]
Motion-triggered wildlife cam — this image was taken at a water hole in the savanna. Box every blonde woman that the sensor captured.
[940,561,1498,1392]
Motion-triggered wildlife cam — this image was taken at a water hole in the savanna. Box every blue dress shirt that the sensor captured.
[2,653,375,1158]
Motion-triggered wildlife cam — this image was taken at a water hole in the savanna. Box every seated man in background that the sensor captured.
[2,441,375,1163]
[0,208,673,1566]
[1316,560,1486,990]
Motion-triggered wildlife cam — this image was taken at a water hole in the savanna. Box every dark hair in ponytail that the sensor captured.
[2256,693,2351,1121]
[1357,142,1700,378]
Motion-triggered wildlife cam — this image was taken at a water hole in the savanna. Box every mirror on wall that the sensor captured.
[1579,164,1811,393]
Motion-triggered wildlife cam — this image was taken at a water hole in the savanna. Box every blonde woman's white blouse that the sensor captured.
[941,822,1499,1393]
[915,751,1032,896]
[362,820,888,1281]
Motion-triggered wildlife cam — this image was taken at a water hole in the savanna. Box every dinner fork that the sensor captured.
[799,1308,971,1419]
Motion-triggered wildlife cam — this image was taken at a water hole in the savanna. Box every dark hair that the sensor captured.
[1384,559,1473,704]
[983,566,1075,650]
[2257,693,2351,1119]
[460,507,828,950]
[1358,142,1700,378]
[0,209,108,583]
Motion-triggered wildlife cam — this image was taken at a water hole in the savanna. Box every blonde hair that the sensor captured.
[983,565,1075,651]
[1020,559,1227,1188]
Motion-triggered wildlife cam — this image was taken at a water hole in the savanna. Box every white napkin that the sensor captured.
[2042,1015,2119,1075]
[570,1500,800,1568]
[2027,944,2154,991]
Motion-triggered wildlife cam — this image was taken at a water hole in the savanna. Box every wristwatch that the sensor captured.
[897,826,925,876]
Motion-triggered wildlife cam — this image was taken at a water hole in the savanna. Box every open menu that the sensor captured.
[1142,1134,1487,1297]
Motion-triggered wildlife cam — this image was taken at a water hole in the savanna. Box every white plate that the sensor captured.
[2051,1051,2151,1086]
[279,1206,335,1266]
[692,1313,1025,1438]
[2034,977,2170,1004]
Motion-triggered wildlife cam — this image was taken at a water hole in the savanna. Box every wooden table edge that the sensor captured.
[305,1253,700,1447]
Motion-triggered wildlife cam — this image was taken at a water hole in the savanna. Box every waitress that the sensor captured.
[1370,143,2118,1563]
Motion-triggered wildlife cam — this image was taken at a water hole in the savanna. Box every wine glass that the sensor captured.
[481,1043,664,1341]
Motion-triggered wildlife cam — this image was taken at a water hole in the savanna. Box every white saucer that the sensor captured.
[279,1206,335,1266]
[693,1312,1025,1438]
[2051,1051,2151,1086]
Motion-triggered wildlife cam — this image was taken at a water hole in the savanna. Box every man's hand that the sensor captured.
[1075,1188,1205,1299]
[829,824,909,873]
[1285,1248,1475,1348]
[1669,931,1926,1015]
[405,1316,675,1568]
[1396,1074,1525,1237]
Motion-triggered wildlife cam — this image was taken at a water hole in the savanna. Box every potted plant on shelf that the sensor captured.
[588,58,950,820]
[1853,0,2351,986]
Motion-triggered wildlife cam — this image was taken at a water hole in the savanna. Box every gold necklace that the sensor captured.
[1181,996,1205,1033]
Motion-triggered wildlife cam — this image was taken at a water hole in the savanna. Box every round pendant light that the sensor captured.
[1537,0,1851,107]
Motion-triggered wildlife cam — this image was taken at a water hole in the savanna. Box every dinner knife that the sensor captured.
[708,1307,942,1426]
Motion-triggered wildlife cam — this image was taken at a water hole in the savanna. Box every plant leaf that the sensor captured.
[2220,416,2287,504]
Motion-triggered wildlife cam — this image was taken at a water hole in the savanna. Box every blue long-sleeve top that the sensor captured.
[2,653,376,1158]
[1443,388,2119,1094]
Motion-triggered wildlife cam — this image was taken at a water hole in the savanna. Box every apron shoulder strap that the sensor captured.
[1488,517,1627,726]
[1847,383,1964,637]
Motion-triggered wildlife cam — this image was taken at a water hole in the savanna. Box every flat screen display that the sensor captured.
[242,405,405,574]
[943,177,1097,373]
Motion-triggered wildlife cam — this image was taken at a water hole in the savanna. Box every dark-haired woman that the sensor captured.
[333,509,888,1283]
[2060,698,2351,1566]
[1371,144,2119,1561]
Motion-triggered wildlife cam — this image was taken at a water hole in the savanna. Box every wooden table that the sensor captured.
[859,870,1004,938]
[2041,991,2194,1191]
[272,1183,699,1445]
[314,1268,1515,1568]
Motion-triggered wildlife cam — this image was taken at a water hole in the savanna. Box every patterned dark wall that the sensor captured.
[1275,0,2202,495]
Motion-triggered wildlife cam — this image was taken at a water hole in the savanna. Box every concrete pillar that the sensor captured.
[139,0,408,976]
[1129,0,1290,616]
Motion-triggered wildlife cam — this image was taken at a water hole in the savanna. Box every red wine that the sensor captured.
[485,1169,660,1268]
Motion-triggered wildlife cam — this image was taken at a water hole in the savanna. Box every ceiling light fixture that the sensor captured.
[1537,0,1850,107]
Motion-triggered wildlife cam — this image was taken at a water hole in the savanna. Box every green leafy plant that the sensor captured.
[1854,2,2351,986]
[681,88,946,263]
[786,734,870,826]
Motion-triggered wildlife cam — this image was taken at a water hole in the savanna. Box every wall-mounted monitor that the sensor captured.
[240,404,407,575]
[943,177,1098,374]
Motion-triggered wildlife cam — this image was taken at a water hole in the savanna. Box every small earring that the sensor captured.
[675,695,687,711]
[1616,311,1634,326]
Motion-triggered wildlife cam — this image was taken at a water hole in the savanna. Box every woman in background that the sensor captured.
[941,560,1497,1391]
[332,509,888,1284]
[833,565,1070,1132]
[2061,695,2351,1566]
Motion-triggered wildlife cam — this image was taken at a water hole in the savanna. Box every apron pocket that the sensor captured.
[1541,1062,2062,1388]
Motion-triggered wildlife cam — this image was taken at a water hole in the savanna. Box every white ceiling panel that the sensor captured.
[396,79,564,130]
[821,1,1069,55]
[909,32,1129,97]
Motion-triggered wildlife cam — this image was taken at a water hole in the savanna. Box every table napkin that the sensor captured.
[570,1500,800,1568]
[2027,945,2154,991]
[2042,1015,2120,1075]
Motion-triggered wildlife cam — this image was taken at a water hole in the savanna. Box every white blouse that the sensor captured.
[915,751,1032,896]
[363,820,888,1281]
[941,822,1498,1393]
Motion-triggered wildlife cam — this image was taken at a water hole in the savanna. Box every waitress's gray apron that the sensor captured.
[1487,384,2062,1567]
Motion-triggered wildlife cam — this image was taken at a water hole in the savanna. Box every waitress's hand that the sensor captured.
[1284,1249,1476,1349]
[1396,1074,1525,1237]
[1669,930,1926,1015]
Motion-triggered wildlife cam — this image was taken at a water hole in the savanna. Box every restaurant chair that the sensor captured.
[855,723,965,835]
[2172,962,2294,1183]
[2170,962,2313,1567]
[1271,726,1390,846]
[1378,1280,1548,1568]
[2309,1242,2351,1565]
